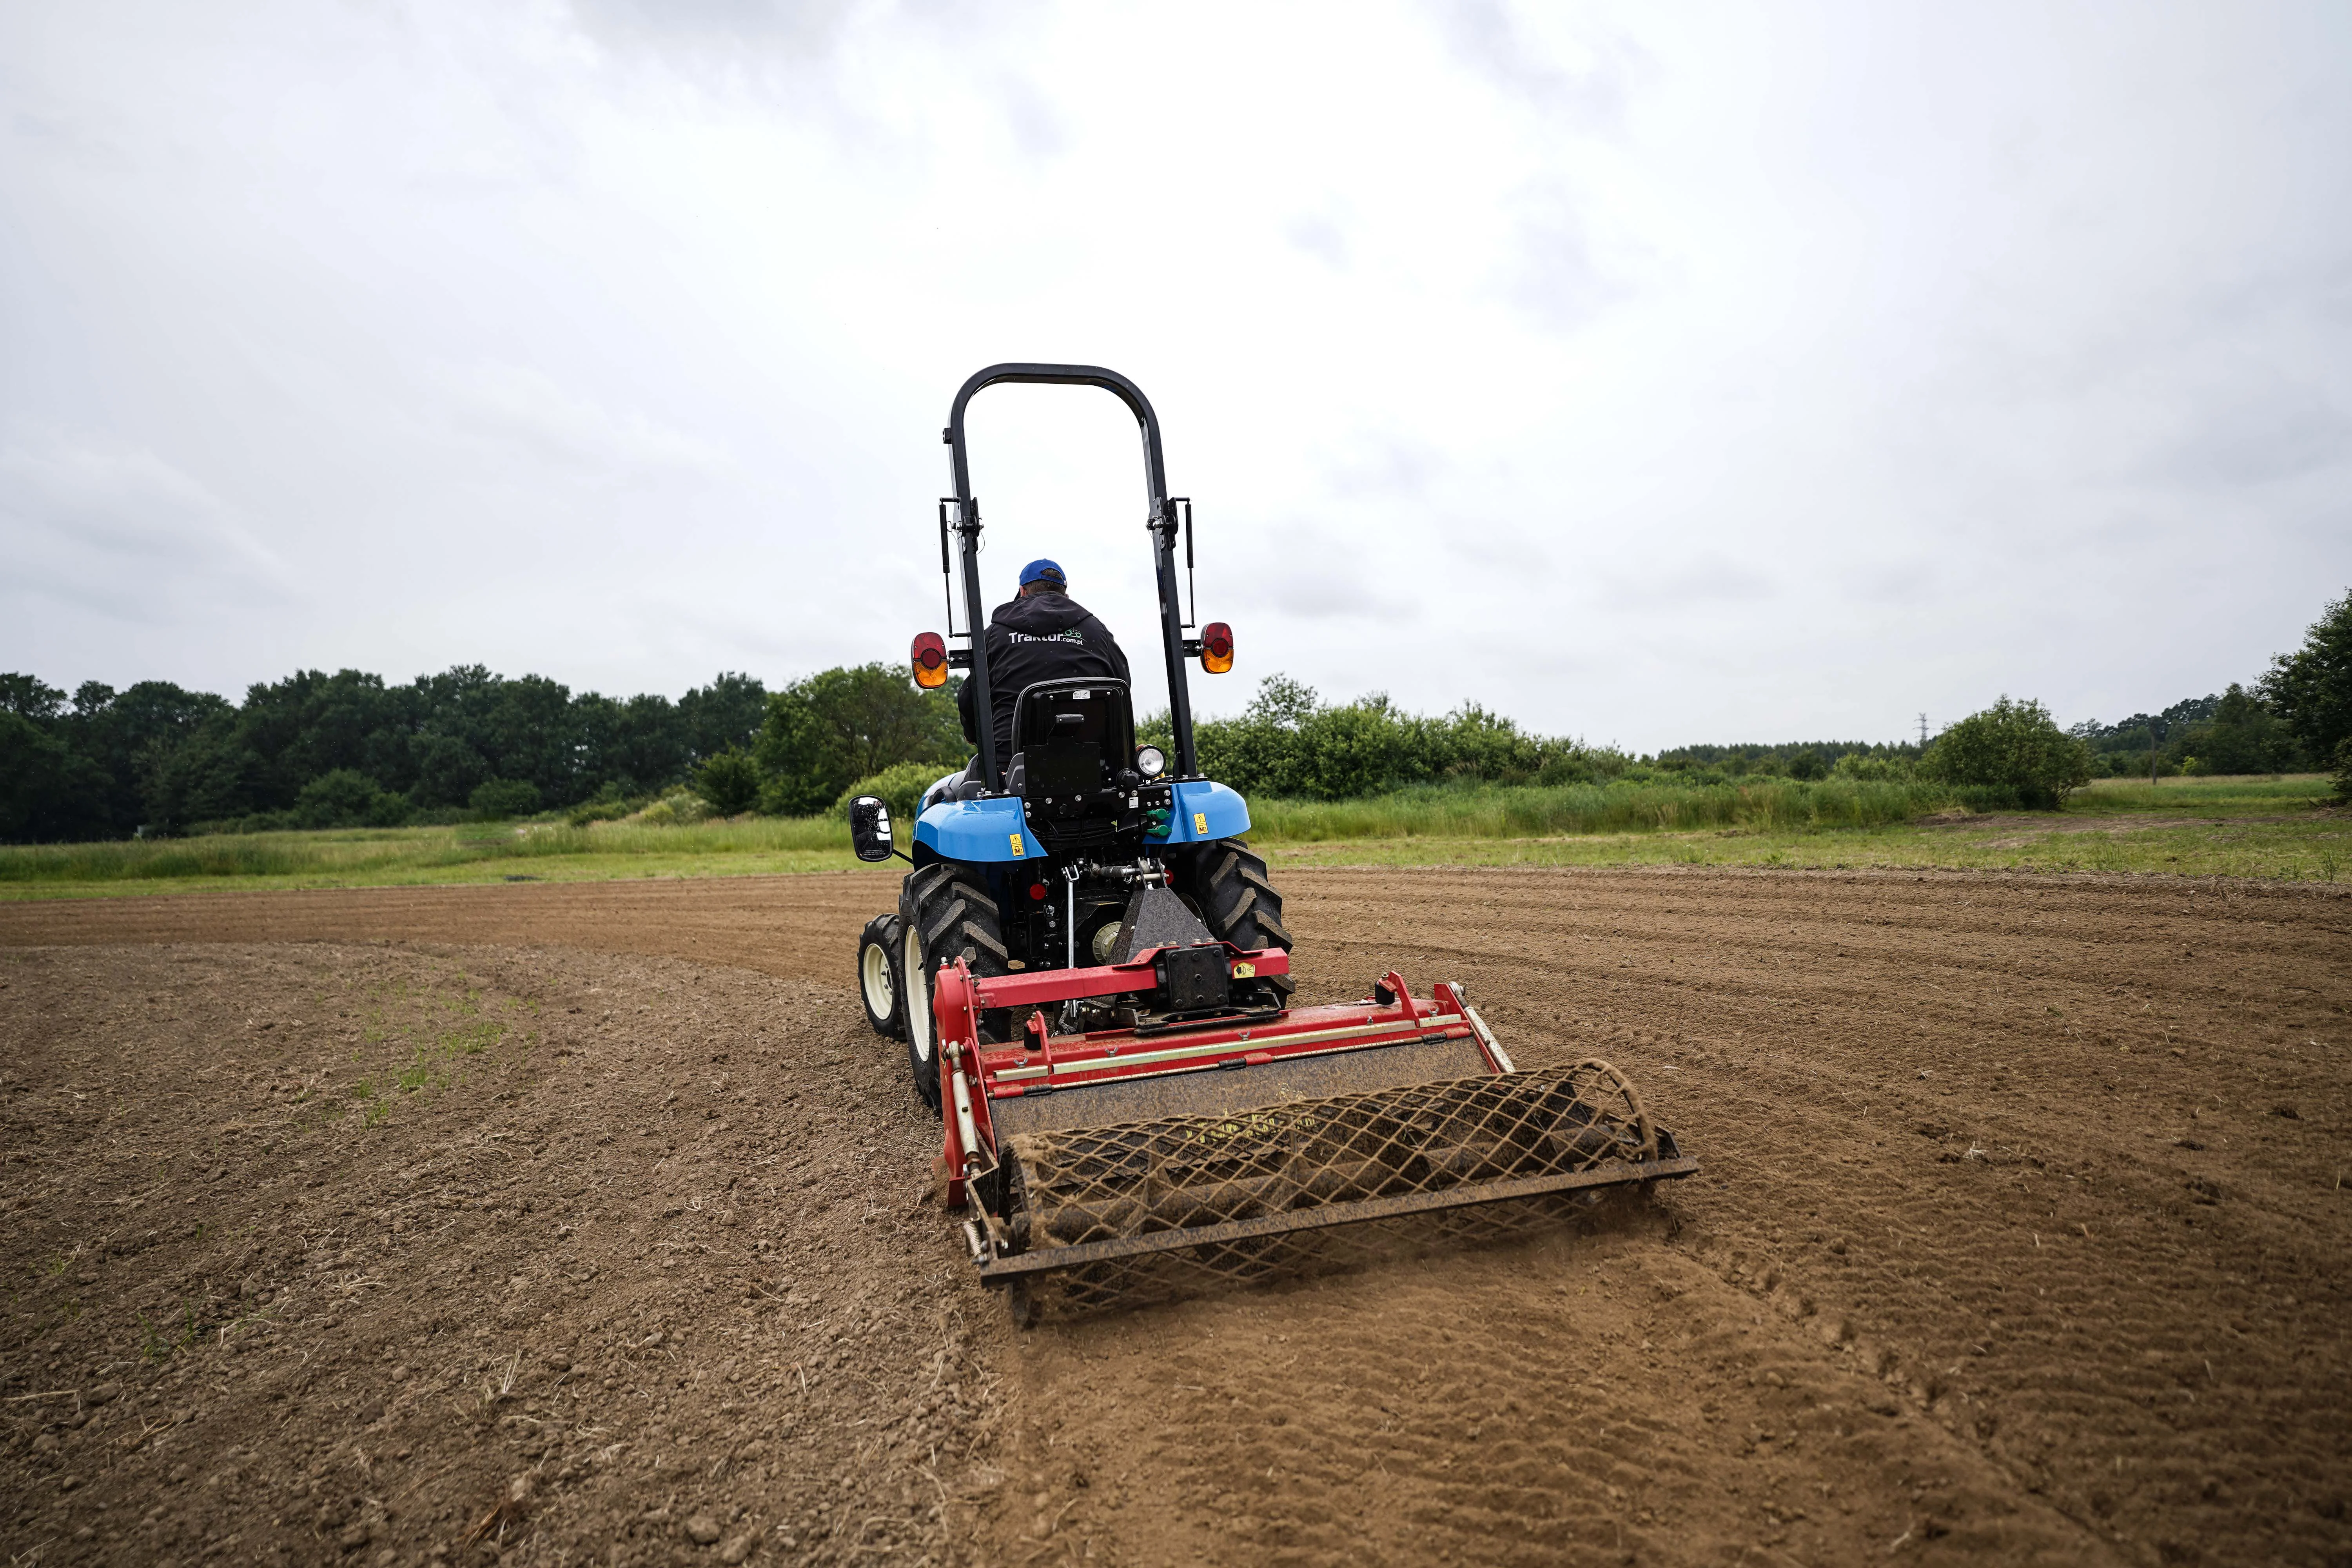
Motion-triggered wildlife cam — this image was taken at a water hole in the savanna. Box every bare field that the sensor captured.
[3,867,2348,1567]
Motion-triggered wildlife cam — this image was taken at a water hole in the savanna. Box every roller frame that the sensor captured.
[930,951,1697,1289]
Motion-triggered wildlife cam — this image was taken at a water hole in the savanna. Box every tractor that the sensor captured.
[847,364,1694,1320]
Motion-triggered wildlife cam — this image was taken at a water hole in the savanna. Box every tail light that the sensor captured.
[911,632,948,689]
[1200,621,1234,674]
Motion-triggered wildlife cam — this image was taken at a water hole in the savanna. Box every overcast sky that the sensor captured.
[4,1,2347,750]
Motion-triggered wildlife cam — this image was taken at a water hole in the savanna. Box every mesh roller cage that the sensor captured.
[978,1062,1696,1316]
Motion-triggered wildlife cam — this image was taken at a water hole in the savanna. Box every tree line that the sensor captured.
[0,666,770,842]
[4,588,2346,842]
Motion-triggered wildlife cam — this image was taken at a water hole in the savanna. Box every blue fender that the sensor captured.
[914,796,1036,862]
[1150,779,1252,845]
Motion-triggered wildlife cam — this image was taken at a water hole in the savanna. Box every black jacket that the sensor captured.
[958,590,1131,768]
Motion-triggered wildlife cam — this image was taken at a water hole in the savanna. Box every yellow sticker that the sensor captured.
[1231,961,1256,978]
[1193,811,1209,833]
[1009,833,1025,856]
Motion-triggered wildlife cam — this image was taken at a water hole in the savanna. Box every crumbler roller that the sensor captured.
[930,955,1697,1321]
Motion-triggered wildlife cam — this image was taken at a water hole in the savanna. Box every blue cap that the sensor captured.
[1019,558,1067,588]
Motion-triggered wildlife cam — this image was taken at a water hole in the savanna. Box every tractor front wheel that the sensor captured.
[857,914,906,1040]
[899,864,1011,1116]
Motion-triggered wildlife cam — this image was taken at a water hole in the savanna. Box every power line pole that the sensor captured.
[1917,712,1928,750]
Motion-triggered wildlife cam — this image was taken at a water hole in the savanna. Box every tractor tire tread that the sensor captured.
[902,865,1010,1115]
[1180,838,1294,1002]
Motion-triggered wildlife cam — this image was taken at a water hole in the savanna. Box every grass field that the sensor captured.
[0,774,2339,900]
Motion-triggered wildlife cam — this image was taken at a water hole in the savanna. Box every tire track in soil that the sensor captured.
[3,865,2347,1566]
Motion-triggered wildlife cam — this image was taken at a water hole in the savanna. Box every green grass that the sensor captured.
[1,773,2339,899]
[0,816,868,899]
[1261,774,2348,880]
[1248,777,1974,841]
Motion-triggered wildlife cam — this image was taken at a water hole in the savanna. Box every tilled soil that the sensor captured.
[3,866,2348,1567]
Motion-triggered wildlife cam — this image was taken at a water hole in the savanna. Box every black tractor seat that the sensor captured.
[1007,679,1143,854]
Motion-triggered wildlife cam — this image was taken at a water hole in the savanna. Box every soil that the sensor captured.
[2,866,2347,1567]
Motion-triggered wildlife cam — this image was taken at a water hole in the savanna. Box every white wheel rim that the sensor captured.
[861,940,895,1018]
[904,922,932,1065]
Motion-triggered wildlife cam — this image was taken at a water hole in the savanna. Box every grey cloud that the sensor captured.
[435,363,732,485]
[2155,374,2349,489]
[0,430,295,623]
[997,75,1067,162]
[1434,0,1627,131]
[1500,179,1623,333]
[1225,522,1416,624]
[1327,435,1445,502]
[1595,558,1779,612]
[1284,214,1348,270]
[564,0,858,55]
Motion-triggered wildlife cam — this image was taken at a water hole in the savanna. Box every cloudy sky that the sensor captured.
[4,1,2347,750]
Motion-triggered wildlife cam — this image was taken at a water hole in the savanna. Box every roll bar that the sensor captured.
[942,363,1197,792]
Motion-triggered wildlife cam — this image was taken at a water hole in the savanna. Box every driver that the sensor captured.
[958,558,1130,774]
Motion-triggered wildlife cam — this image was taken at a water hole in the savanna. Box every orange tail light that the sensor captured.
[1201,621,1234,674]
[911,632,949,689]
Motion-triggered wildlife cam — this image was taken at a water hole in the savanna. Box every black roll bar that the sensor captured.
[942,363,1198,791]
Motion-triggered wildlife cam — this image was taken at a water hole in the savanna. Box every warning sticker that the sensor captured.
[1193,812,1208,834]
[1009,833,1025,856]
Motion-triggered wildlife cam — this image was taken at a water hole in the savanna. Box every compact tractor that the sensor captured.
[850,363,1695,1319]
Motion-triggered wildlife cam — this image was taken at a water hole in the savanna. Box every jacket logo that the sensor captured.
[1007,630,1085,644]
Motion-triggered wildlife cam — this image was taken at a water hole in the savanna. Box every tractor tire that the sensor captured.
[857,913,906,1041]
[899,863,1010,1116]
[1177,839,1295,1003]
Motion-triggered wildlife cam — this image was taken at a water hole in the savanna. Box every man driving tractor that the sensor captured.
[957,557,1130,769]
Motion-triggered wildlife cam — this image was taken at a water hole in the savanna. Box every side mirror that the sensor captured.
[848,796,895,862]
[1200,621,1234,674]
[911,632,949,690]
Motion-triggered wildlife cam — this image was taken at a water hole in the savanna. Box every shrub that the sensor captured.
[834,759,959,828]
[1922,697,2092,809]
[1832,751,1913,782]
[294,769,409,828]
[469,778,542,820]
[1163,674,1626,801]
[2334,737,2352,805]
[695,746,762,817]
[628,787,710,827]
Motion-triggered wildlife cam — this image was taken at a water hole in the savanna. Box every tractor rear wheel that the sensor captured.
[899,864,1010,1115]
[857,913,905,1040]
[1176,839,1294,1004]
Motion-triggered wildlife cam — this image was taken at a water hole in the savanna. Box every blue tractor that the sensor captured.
[851,364,1294,1113]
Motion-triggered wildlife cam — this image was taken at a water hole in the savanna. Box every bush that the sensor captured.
[1160,674,1626,801]
[1832,751,1913,782]
[834,759,958,829]
[695,746,762,817]
[1922,697,2092,809]
[629,787,711,827]
[469,778,542,820]
[293,769,409,828]
[2334,737,2352,805]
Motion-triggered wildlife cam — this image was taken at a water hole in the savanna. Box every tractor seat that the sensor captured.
[1006,679,1139,852]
